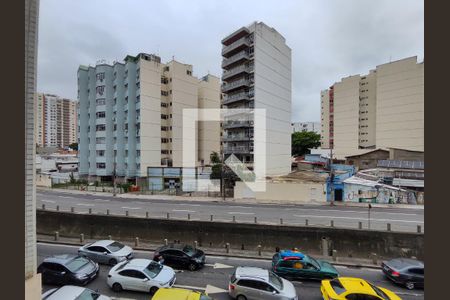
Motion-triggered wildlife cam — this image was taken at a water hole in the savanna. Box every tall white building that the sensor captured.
[292,122,320,134]
[78,53,221,181]
[221,21,292,176]
[321,56,424,159]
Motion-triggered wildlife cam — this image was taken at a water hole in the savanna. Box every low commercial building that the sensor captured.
[345,148,424,171]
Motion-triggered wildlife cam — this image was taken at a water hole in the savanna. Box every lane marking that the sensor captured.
[227,206,251,209]
[58,196,72,199]
[228,212,255,215]
[121,207,141,210]
[41,200,55,203]
[292,214,424,224]
[94,198,110,202]
[177,204,201,207]
[77,203,95,207]
[172,209,196,212]
[173,284,205,291]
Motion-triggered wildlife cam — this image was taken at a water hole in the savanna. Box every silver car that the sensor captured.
[42,285,111,300]
[229,266,298,300]
[78,240,133,266]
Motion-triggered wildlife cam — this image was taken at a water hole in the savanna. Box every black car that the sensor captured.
[381,258,424,290]
[38,254,99,286]
[153,244,206,271]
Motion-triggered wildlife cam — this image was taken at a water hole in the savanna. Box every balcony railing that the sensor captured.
[222,120,253,129]
[223,146,254,154]
[222,51,250,69]
[222,36,252,57]
[222,134,254,142]
[222,65,254,81]
[222,91,254,105]
[222,78,253,93]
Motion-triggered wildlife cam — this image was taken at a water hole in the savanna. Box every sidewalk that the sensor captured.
[37,233,381,269]
[38,187,424,210]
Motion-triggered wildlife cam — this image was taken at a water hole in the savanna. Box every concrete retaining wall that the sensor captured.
[37,210,423,260]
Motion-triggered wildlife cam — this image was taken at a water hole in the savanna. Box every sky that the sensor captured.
[37,0,424,122]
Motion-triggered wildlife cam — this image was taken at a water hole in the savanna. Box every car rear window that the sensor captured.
[330,279,346,295]
[268,271,283,290]
[367,282,389,300]
[199,295,212,300]
[182,245,196,256]
[230,272,237,283]
[65,257,90,272]
[143,261,163,278]
[75,288,100,300]
[106,241,125,252]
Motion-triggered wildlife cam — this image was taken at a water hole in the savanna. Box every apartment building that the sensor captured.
[77,53,221,180]
[221,22,292,176]
[34,93,78,148]
[292,121,320,134]
[321,56,424,159]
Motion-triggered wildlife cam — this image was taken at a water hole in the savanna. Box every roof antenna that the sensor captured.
[172,55,175,61]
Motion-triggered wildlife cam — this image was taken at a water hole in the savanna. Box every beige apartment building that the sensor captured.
[78,53,221,184]
[321,56,424,159]
[34,93,78,148]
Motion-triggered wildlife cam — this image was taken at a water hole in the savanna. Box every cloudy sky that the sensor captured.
[37,0,423,122]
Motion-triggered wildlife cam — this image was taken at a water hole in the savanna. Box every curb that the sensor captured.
[37,239,381,270]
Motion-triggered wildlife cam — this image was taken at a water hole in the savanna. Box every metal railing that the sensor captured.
[222,78,253,93]
[222,120,253,128]
[222,51,250,68]
[222,65,254,81]
[223,146,254,154]
[222,36,252,56]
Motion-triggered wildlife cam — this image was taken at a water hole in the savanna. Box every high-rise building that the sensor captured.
[320,56,424,159]
[221,22,292,176]
[77,53,221,180]
[25,0,42,298]
[292,122,321,134]
[34,93,78,148]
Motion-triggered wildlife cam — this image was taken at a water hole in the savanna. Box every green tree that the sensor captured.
[69,142,78,151]
[291,131,321,157]
[210,151,222,179]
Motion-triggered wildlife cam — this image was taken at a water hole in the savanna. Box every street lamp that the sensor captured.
[368,203,372,229]
[113,153,117,197]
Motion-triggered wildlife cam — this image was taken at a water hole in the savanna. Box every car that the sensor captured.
[42,285,111,300]
[153,243,206,271]
[78,240,133,265]
[321,277,402,300]
[272,249,338,280]
[381,258,424,290]
[152,287,213,300]
[107,258,176,295]
[37,254,99,286]
[228,266,298,300]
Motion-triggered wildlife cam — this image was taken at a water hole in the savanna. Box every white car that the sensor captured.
[42,285,111,300]
[107,258,176,295]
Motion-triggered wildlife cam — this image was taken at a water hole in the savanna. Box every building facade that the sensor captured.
[292,121,320,134]
[77,53,221,180]
[34,93,78,148]
[25,0,42,298]
[320,56,424,159]
[221,22,292,176]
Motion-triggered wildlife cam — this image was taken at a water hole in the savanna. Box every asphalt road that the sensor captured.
[37,243,424,300]
[37,190,424,233]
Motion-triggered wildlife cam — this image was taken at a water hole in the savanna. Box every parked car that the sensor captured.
[272,250,338,280]
[152,287,213,300]
[78,240,133,265]
[37,254,99,286]
[381,258,424,290]
[107,258,176,295]
[153,243,206,271]
[321,277,401,300]
[229,266,298,300]
[42,285,111,300]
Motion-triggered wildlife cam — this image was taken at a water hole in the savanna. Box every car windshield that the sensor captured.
[143,261,163,278]
[65,257,90,272]
[269,271,283,290]
[75,289,100,300]
[368,282,389,300]
[182,245,196,256]
[308,256,320,270]
[106,241,125,253]
[200,295,213,300]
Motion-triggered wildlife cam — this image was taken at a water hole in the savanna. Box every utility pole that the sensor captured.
[368,203,372,229]
[222,152,226,201]
[113,154,117,197]
[329,147,335,206]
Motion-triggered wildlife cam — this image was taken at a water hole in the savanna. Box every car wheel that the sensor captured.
[109,258,118,266]
[112,283,123,292]
[236,295,247,300]
[405,281,415,290]
[188,263,197,271]
[150,286,159,295]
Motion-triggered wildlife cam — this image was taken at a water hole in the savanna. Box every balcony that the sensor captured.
[222,64,254,81]
[222,120,253,129]
[223,145,254,154]
[222,134,253,142]
[222,78,253,93]
[222,36,252,58]
[222,51,250,69]
[222,91,253,105]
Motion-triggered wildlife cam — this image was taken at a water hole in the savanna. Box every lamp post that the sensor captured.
[113,154,117,197]
[368,203,372,229]
[329,148,334,206]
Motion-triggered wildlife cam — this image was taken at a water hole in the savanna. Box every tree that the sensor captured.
[69,142,78,151]
[210,151,222,179]
[291,131,321,157]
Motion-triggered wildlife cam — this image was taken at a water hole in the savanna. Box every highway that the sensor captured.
[37,190,424,232]
[38,243,424,300]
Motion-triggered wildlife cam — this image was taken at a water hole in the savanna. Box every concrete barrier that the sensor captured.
[36,210,424,260]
